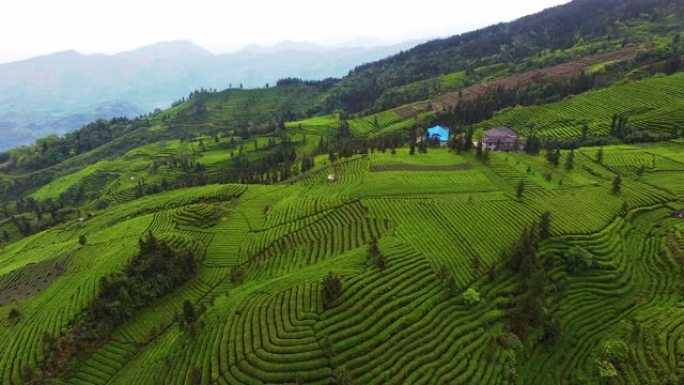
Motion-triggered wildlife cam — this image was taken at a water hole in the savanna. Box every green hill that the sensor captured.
[2,142,683,384]
[475,72,684,141]
[1,0,684,384]
[321,0,684,114]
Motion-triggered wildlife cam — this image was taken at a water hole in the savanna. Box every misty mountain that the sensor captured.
[0,40,418,150]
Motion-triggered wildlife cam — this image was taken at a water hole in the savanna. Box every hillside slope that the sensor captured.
[323,0,684,113]
[1,142,683,385]
[475,71,684,140]
[0,40,416,150]
[1,0,684,384]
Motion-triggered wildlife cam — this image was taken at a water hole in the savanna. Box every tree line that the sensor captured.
[0,118,147,173]
[319,0,684,115]
[40,232,197,380]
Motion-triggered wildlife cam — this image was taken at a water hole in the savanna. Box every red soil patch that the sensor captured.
[396,102,430,119]
[397,47,638,116]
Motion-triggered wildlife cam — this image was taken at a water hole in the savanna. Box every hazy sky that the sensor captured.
[1,0,570,63]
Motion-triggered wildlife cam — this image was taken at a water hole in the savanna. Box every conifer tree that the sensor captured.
[565,149,575,171]
[476,140,484,159]
[183,300,197,324]
[612,175,622,194]
[539,211,552,240]
[596,147,604,164]
[516,180,525,200]
[323,272,343,308]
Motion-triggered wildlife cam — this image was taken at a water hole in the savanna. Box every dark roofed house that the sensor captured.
[483,126,518,151]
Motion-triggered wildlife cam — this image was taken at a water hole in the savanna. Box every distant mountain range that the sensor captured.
[0,40,419,150]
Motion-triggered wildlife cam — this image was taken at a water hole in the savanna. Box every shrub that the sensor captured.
[497,331,522,351]
[601,339,628,363]
[543,318,561,345]
[375,253,387,269]
[333,366,352,385]
[471,254,482,275]
[619,201,629,217]
[190,365,202,385]
[444,276,459,297]
[462,288,481,306]
[596,359,618,378]
[20,365,33,383]
[594,338,628,379]
[183,300,197,324]
[612,175,622,194]
[323,272,343,308]
[539,212,552,240]
[322,336,334,359]
[8,308,21,323]
[436,264,450,281]
[231,266,245,284]
[367,237,386,269]
[516,181,525,199]
[564,246,593,274]
[488,264,497,282]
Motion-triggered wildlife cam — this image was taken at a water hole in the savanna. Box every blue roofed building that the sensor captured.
[426,125,450,146]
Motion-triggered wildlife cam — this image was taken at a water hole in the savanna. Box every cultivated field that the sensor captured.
[475,72,684,139]
[1,141,683,385]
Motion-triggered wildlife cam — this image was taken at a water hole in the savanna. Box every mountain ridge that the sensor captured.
[0,39,419,150]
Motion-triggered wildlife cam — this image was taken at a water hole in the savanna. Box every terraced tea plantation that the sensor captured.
[1,138,683,385]
[475,72,684,140]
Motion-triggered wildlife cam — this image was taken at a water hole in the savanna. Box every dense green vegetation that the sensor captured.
[2,0,684,384]
[43,232,199,377]
[321,0,684,114]
[476,72,684,142]
[1,142,682,384]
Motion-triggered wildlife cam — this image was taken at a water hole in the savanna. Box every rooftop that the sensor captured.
[485,126,517,138]
[427,125,449,141]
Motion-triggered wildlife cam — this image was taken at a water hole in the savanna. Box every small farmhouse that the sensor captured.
[426,125,450,146]
[483,126,518,151]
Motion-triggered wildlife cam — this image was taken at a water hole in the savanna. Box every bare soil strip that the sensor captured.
[370,163,472,172]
